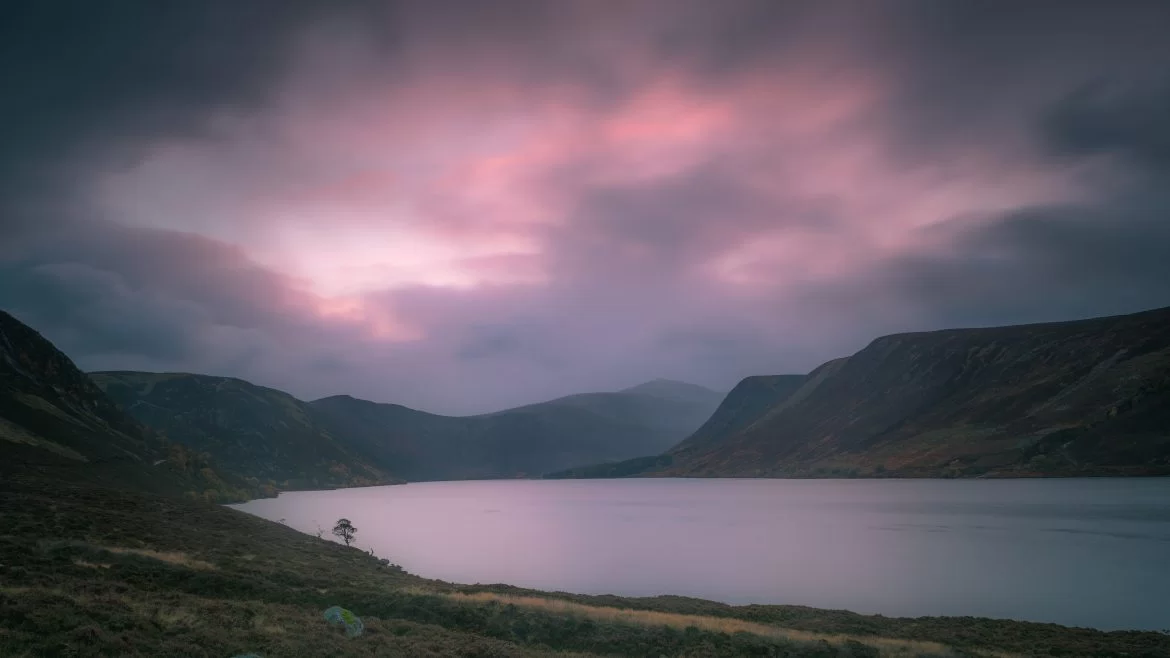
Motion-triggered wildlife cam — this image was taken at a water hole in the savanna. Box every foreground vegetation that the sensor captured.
[2,475,1168,657]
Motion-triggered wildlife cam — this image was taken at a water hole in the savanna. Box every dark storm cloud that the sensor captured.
[2,219,302,330]
[0,0,394,387]
[0,216,362,384]
[1043,82,1170,171]
[877,206,1170,329]
[455,327,524,361]
[3,1,1170,413]
[0,2,370,197]
[877,0,1170,156]
[626,0,890,77]
[830,78,1170,333]
[555,162,817,275]
[0,263,202,361]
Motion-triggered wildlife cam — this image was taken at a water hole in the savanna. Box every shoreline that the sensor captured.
[6,474,1170,656]
[232,476,1170,634]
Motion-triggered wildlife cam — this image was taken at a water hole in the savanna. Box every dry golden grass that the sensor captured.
[251,613,288,635]
[0,416,87,461]
[72,559,112,569]
[153,606,202,630]
[0,587,35,596]
[96,546,218,571]
[427,590,1013,658]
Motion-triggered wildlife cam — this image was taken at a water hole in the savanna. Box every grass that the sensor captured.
[0,416,88,462]
[95,546,219,571]
[427,591,973,657]
[2,473,1169,657]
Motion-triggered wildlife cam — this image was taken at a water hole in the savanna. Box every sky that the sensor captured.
[3,0,1170,415]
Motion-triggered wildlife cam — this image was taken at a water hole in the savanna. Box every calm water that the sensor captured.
[233,478,1170,630]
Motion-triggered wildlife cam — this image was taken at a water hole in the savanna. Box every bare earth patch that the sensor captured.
[72,559,112,569]
[96,546,218,571]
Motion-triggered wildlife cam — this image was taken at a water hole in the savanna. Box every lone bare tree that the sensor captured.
[332,518,357,546]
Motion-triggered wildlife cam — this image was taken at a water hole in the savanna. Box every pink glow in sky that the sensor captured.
[4,1,1170,413]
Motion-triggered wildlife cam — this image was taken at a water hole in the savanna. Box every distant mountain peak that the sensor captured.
[621,378,720,396]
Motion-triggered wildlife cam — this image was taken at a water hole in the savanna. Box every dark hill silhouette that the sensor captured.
[664,306,1170,478]
[91,371,397,490]
[552,306,1170,479]
[92,370,723,483]
[0,310,255,500]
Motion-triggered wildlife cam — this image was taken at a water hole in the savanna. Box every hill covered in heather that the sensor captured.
[665,305,1170,478]
[0,310,254,501]
[91,371,399,491]
[552,306,1170,479]
[93,370,723,483]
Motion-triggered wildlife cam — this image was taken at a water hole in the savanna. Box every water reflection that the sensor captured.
[233,477,1170,631]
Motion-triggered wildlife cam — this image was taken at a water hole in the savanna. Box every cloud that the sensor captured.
[1043,82,1170,171]
[863,205,1170,330]
[3,1,1170,413]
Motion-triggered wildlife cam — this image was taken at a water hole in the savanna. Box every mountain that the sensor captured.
[4,314,1165,658]
[309,382,723,480]
[669,375,806,455]
[620,378,726,405]
[90,370,722,483]
[663,306,1170,478]
[0,310,254,500]
[91,372,399,491]
[484,380,723,446]
[545,375,804,479]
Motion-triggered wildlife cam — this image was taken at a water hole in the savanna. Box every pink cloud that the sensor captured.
[92,46,1079,339]
[17,2,1163,415]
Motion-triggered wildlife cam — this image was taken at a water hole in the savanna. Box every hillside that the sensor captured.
[8,475,1166,656]
[670,375,806,455]
[91,372,399,492]
[4,309,1170,656]
[90,370,722,483]
[664,306,1170,478]
[0,310,253,501]
[545,375,804,479]
[309,381,723,480]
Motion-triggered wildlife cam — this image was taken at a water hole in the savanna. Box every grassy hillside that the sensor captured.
[7,305,1170,655]
[664,306,1170,478]
[545,374,806,478]
[669,375,806,455]
[90,368,722,485]
[0,310,255,502]
[310,381,722,480]
[4,473,1169,657]
[92,372,398,492]
[543,454,677,479]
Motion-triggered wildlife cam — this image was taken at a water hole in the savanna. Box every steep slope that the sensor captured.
[486,382,723,449]
[546,375,803,479]
[670,375,805,455]
[0,310,253,500]
[92,372,398,490]
[309,382,723,480]
[665,306,1170,478]
[90,371,720,483]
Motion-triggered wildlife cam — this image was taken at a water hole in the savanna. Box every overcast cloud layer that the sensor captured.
[3,0,1170,414]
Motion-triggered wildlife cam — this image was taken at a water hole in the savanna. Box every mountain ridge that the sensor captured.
[0,310,257,501]
[10,304,1169,489]
[92,370,724,484]
[91,371,398,491]
[551,305,1170,479]
[664,305,1170,478]
[307,380,723,480]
